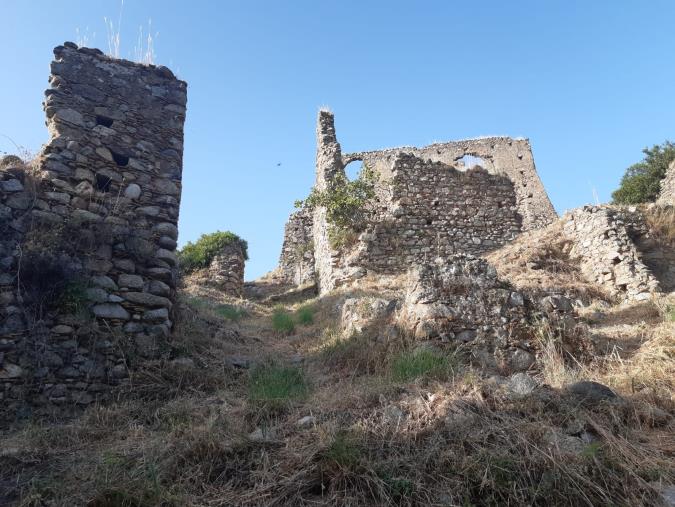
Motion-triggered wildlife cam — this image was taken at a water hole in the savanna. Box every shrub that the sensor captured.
[178,231,248,274]
[612,141,675,204]
[295,164,377,249]
[272,307,295,335]
[296,305,314,325]
[248,364,308,404]
[390,348,455,382]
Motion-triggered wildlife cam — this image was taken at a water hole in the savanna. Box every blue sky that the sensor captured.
[2,1,674,279]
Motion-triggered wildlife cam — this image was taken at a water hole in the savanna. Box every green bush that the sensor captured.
[178,231,247,274]
[248,364,308,404]
[296,305,314,325]
[612,141,675,204]
[272,307,295,335]
[390,348,455,382]
[295,164,377,249]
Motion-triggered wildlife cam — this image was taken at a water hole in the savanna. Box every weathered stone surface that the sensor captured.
[124,183,141,199]
[277,207,315,285]
[123,292,173,309]
[563,206,660,300]
[507,373,538,396]
[341,296,395,336]
[118,274,144,289]
[92,303,130,320]
[282,110,556,293]
[398,255,527,342]
[205,241,246,296]
[565,381,618,402]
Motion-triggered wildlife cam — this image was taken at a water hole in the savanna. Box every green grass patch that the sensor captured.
[323,431,361,468]
[272,307,295,335]
[296,305,314,325]
[215,304,246,321]
[666,305,675,322]
[390,348,455,383]
[248,364,308,405]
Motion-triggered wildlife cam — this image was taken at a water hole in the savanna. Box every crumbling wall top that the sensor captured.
[343,135,556,231]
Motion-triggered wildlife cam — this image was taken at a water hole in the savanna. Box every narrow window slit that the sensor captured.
[95,115,114,128]
[95,174,112,192]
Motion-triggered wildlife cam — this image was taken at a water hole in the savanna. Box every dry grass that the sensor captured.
[1,276,674,506]
[643,205,675,246]
[485,221,609,302]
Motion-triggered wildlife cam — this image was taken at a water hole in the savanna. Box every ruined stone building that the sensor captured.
[279,111,557,292]
[0,43,186,411]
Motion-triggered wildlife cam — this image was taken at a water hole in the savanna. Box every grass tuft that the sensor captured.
[323,431,361,469]
[296,305,314,325]
[248,364,308,405]
[390,348,455,382]
[215,304,246,321]
[272,307,295,335]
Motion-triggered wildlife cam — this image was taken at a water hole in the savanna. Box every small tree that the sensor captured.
[178,231,248,274]
[612,141,675,204]
[295,164,378,249]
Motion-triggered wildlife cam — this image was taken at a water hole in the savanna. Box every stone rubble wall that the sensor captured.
[351,152,522,275]
[397,255,536,372]
[277,207,315,285]
[312,110,345,293]
[207,242,246,296]
[657,160,675,205]
[344,136,557,232]
[283,111,556,293]
[0,42,187,415]
[562,206,660,300]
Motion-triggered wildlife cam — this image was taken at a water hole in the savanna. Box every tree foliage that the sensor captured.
[612,141,675,204]
[178,231,248,274]
[295,164,378,248]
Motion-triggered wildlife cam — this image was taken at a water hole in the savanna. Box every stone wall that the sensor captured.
[277,207,315,285]
[312,110,345,292]
[283,111,556,293]
[207,241,246,296]
[562,206,660,300]
[657,160,675,205]
[351,152,522,274]
[344,136,556,232]
[397,255,536,372]
[0,42,187,415]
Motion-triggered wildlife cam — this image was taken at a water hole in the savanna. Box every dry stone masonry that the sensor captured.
[0,42,187,415]
[398,254,528,342]
[207,241,246,296]
[563,206,660,300]
[279,111,557,293]
[277,207,315,286]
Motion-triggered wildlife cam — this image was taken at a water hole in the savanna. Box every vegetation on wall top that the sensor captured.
[295,164,378,249]
[178,230,248,274]
[612,141,675,204]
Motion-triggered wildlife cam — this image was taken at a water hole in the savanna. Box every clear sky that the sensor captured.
[2,1,674,280]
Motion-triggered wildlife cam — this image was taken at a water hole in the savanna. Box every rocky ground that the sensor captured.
[1,225,674,506]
